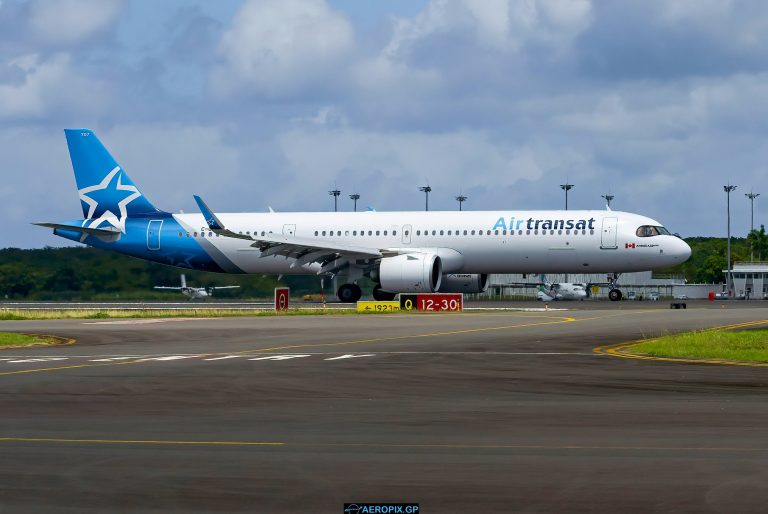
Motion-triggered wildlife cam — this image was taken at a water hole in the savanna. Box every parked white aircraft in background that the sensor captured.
[37,129,692,302]
[536,282,588,301]
[154,274,239,300]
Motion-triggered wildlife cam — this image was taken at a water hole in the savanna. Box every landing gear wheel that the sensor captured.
[337,284,362,303]
[608,288,623,302]
[372,286,396,301]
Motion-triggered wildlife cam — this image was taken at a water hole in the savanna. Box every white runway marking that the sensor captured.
[89,357,136,362]
[6,358,68,363]
[248,355,311,361]
[204,355,242,361]
[84,318,204,325]
[324,354,375,361]
[140,355,202,362]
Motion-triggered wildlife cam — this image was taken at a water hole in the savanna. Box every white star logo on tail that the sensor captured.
[78,166,141,234]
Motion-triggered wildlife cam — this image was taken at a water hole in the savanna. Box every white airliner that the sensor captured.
[36,129,692,302]
[154,274,239,300]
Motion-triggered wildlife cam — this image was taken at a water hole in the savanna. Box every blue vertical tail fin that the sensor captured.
[64,129,162,220]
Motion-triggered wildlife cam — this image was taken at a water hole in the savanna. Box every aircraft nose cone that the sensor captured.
[672,237,691,262]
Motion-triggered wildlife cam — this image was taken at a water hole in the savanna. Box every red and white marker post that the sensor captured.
[274,287,290,312]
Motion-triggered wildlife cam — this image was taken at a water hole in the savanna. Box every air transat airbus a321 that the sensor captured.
[36,129,691,302]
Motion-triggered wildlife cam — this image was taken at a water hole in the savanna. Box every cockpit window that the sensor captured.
[636,225,671,237]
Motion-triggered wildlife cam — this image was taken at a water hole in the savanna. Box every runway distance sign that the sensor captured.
[356,301,401,313]
[274,287,290,311]
[399,293,463,312]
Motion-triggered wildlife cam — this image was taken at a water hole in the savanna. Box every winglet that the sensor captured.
[193,195,225,230]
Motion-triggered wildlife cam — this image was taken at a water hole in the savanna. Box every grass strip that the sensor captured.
[0,333,60,347]
[0,308,367,320]
[632,329,768,363]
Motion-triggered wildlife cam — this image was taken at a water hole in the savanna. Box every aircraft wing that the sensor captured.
[210,286,240,290]
[193,196,384,269]
[154,286,183,290]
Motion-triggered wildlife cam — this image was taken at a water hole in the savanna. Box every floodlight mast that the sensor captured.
[455,194,468,211]
[560,182,574,210]
[349,193,360,212]
[724,184,737,296]
[328,188,341,212]
[419,185,432,211]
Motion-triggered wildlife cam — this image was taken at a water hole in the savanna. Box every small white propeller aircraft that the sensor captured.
[154,274,239,300]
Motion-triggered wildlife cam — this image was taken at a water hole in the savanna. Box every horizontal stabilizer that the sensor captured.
[33,222,121,237]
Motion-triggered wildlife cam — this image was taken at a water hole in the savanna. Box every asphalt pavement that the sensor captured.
[1,305,767,513]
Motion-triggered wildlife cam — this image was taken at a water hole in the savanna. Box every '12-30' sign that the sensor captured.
[400,293,463,312]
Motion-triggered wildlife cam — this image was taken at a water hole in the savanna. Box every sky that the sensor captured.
[2,0,768,248]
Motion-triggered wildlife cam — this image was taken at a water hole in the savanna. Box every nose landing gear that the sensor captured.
[607,273,623,302]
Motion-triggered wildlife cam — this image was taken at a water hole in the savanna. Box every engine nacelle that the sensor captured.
[438,273,489,293]
[379,253,442,293]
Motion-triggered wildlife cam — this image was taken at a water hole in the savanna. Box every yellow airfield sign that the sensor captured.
[356,301,401,313]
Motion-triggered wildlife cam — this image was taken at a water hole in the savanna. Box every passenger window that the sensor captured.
[376,230,380,236]
[416,230,420,236]
[471,230,476,235]
[384,230,387,236]
[337,231,341,236]
[353,231,357,236]
[178,232,182,237]
[464,230,468,235]
[393,231,397,236]
[404,230,409,236]
[558,230,562,235]
[440,230,444,235]
[194,232,198,237]
[345,231,349,236]
[526,230,530,235]
[322,231,326,236]
[432,230,436,235]
[494,230,499,235]
[368,230,372,235]
[315,231,318,236]
[448,230,452,235]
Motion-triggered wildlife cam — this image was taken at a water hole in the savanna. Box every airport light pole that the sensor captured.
[419,185,432,211]
[349,193,360,212]
[746,191,760,261]
[328,188,341,212]
[746,191,760,232]
[455,194,468,211]
[560,182,574,210]
[601,194,614,209]
[724,184,737,296]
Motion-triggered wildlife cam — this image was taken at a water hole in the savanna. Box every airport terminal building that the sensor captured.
[724,262,768,299]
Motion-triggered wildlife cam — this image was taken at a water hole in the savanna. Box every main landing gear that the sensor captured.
[337,283,362,303]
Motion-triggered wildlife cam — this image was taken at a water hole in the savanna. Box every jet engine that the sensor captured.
[378,253,442,293]
[438,273,489,294]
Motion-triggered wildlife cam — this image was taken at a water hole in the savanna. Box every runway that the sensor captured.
[2,307,768,513]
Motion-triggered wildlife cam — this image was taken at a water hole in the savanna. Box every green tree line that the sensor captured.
[0,247,326,300]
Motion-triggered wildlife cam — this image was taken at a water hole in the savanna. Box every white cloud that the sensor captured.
[29,0,123,44]
[0,53,109,120]
[211,0,354,97]
[385,0,592,56]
